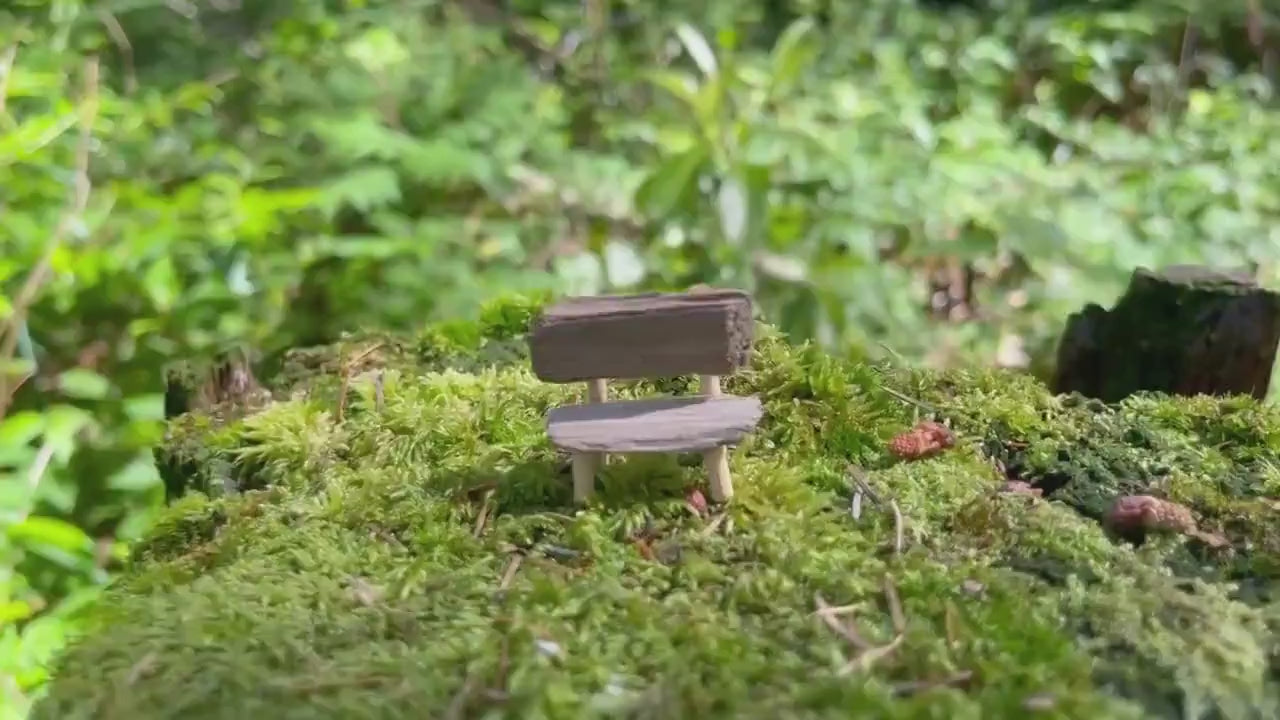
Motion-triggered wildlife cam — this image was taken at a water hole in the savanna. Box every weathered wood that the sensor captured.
[529,290,754,383]
[547,395,763,454]
[698,374,735,502]
[572,379,609,503]
[1052,265,1280,402]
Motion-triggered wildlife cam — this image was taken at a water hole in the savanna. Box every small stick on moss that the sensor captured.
[498,554,523,590]
[473,490,495,537]
[699,512,729,537]
[821,576,909,676]
[336,342,385,422]
[444,672,481,720]
[891,670,975,697]
[883,574,906,633]
[877,384,936,415]
[847,465,883,519]
[847,465,907,555]
[374,369,385,413]
[876,383,977,427]
[813,594,871,650]
[125,651,158,686]
[839,634,904,675]
[889,499,904,556]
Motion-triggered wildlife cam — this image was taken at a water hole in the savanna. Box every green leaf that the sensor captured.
[124,394,166,422]
[318,165,402,217]
[143,256,178,311]
[674,23,719,78]
[0,412,44,449]
[769,18,819,98]
[107,453,162,492]
[634,147,709,220]
[6,516,93,555]
[647,70,703,114]
[56,369,111,400]
[717,177,748,245]
[42,406,92,454]
[0,600,36,624]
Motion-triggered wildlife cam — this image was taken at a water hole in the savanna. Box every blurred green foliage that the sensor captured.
[3,0,1280,715]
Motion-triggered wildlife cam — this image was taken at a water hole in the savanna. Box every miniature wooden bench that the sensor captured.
[528,289,763,504]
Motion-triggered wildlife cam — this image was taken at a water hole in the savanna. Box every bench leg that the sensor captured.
[573,378,609,503]
[572,453,596,504]
[703,446,733,502]
[698,374,734,501]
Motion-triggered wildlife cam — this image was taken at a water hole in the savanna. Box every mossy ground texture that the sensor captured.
[36,297,1280,720]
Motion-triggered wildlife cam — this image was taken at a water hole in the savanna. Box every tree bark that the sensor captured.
[1052,265,1280,402]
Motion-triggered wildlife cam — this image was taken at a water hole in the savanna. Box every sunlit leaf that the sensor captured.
[107,454,161,492]
[717,177,748,245]
[56,369,111,400]
[6,516,93,555]
[769,18,819,98]
[674,23,718,78]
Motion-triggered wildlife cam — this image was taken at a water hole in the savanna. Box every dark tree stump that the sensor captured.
[1052,266,1280,402]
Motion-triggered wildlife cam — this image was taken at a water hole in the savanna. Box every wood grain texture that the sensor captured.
[528,290,754,383]
[546,395,763,453]
[1053,265,1280,401]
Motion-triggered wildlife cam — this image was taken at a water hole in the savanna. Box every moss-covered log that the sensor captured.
[34,295,1280,719]
[1053,265,1280,402]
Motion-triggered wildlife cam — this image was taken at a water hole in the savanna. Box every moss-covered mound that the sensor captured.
[35,297,1280,719]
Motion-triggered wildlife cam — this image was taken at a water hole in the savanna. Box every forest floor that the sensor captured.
[33,296,1280,719]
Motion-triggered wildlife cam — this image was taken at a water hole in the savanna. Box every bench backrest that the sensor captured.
[528,290,754,383]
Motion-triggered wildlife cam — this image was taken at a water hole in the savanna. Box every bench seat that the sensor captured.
[546,395,763,454]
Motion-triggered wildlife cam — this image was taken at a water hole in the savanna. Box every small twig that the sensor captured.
[876,383,977,427]
[846,465,907,555]
[813,594,871,650]
[818,576,911,676]
[335,342,384,423]
[889,499,904,556]
[125,651,158,686]
[839,634,903,675]
[473,490,495,537]
[96,10,137,93]
[17,443,55,523]
[498,553,523,590]
[336,349,350,423]
[891,670,975,697]
[876,341,909,365]
[374,370,385,412]
[347,342,384,368]
[877,385,936,414]
[883,574,906,633]
[699,512,728,537]
[444,673,480,720]
[848,466,875,521]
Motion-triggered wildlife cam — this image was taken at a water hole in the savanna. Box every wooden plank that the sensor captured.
[546,395,763,453]
[528,290,754,383]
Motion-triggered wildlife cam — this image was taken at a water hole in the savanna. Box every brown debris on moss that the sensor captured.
[1105,495,1196,537]
[888,420,955,461]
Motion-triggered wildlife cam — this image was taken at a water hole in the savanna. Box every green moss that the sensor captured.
[35,295,1280,719]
